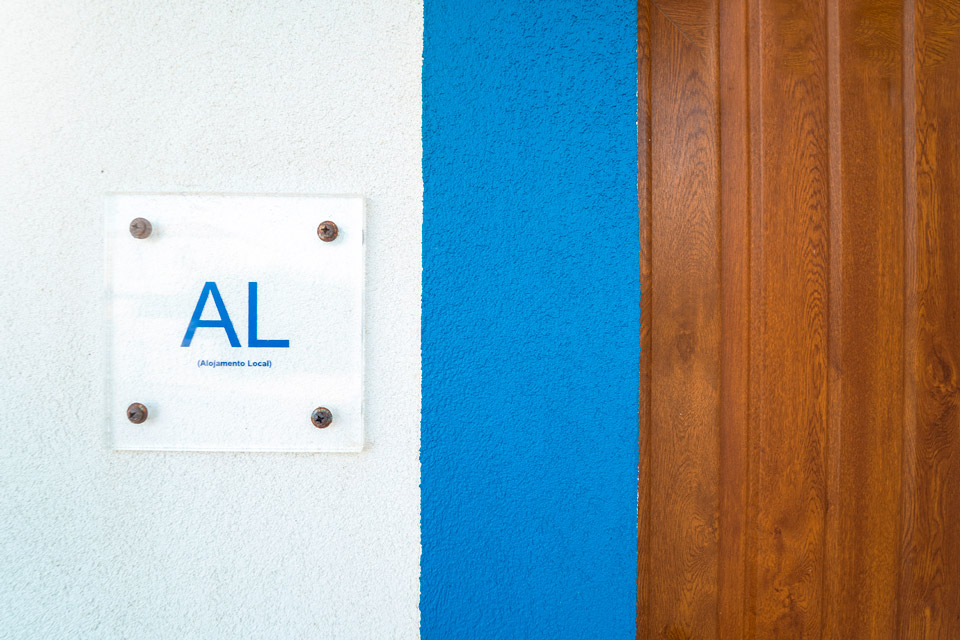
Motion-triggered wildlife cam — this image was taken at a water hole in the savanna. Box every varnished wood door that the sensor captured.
[638,0,960,637]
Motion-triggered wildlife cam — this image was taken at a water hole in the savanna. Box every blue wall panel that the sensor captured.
[422,2,638,636]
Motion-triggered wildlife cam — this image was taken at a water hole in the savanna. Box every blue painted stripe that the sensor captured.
[422,2,638,637]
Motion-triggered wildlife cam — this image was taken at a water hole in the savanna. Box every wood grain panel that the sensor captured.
[638,0,960,636]
[823,0,905,636]
[648,1,721,637]
[752,0,830,635]
[900,0,960,636]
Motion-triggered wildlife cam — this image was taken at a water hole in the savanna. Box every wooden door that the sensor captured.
[638,0,960,637]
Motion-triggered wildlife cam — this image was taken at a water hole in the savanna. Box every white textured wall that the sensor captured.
[0,1,422,637]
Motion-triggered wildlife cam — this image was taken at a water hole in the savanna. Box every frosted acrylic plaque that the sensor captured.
[105,193,364,452]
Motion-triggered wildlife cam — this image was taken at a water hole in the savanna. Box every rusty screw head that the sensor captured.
[317,221,339,242]
[126,402,148,424]
[311,407,333,429]
[129,217,153,239]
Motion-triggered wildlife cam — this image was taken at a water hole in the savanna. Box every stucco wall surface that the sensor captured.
[0,1,422,638]
[421,2,638,638]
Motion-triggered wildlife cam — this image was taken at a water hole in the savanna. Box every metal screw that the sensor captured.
[311,407,333,429]
[126,402,148,424]
[129,218,152,239]
[317,221,339,242]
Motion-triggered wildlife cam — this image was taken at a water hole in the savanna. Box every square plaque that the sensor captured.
[105,193,364,452]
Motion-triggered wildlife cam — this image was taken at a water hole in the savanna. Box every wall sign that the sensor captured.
[105,193,364,452]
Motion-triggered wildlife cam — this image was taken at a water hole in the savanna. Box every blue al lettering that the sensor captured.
[181,281,289,348]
